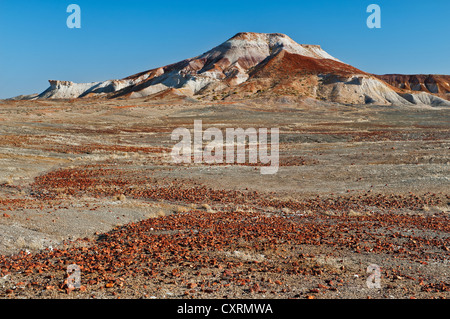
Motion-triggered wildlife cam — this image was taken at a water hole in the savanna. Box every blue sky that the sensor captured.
[0,0,449,98]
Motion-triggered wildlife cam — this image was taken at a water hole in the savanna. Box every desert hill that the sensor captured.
[30,32,450,107]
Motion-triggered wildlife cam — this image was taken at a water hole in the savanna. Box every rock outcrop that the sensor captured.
[374,74,450,101]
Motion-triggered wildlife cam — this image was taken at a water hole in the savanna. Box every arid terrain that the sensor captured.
[0,96,449,299]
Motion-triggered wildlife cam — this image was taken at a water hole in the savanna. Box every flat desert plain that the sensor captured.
[0,97,448,299]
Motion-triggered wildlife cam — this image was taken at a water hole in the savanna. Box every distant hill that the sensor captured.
[28,32,450,107]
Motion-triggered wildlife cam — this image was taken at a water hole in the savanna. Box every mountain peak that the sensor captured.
[229,32,291,41]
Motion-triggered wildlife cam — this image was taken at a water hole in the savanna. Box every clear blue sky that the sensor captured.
[1,0,449,98]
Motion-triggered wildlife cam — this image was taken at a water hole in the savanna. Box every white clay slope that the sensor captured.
[36,33,343,99]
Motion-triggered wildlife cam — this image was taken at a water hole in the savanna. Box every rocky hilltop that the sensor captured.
[32,32,450,106]
[375,74,450,101]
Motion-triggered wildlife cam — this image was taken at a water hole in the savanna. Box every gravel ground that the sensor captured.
[0,98,448,299]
